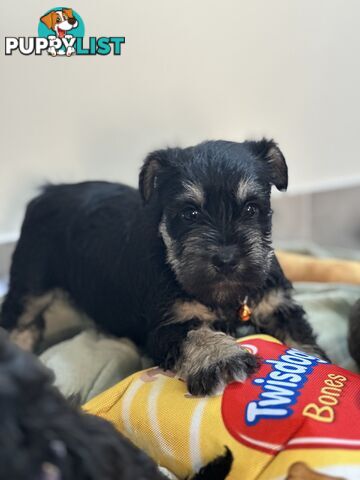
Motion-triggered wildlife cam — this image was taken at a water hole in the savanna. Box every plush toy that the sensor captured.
[84,335,360,480]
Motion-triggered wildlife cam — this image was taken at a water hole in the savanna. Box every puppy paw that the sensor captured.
[187,348,259,396]
[178,328,260,396]
[288,341,330,363]
[305,345,330,362]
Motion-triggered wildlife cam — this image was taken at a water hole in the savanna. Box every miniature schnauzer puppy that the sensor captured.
[1,139,326,396]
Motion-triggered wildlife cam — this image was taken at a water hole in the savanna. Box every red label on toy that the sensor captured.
[221,338,360,454]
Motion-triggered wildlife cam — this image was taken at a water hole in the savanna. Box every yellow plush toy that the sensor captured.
[84,335,360,479]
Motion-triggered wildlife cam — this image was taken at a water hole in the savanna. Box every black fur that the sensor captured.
[0,329,233,480]
[1,139,324,395]
[349,298,360,368]
[190,448,233,480]
[0,329,165,480]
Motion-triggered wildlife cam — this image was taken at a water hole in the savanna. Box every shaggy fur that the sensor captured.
[0,329,166,480]
[0,330,233,480]
[348,298,360,368]
[0,139,326,396]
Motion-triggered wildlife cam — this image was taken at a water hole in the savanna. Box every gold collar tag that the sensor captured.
[239,296,252,322]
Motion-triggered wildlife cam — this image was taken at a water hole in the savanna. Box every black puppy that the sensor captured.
[0,329,232,480]
[0,329,165,480]
[349,298,360,368]
[1,139,325,395]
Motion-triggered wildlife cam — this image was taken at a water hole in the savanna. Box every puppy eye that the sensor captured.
[181,207,199,223]
[244,202,259,217]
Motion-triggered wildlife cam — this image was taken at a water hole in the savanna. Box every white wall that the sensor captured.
[1,0,360,236]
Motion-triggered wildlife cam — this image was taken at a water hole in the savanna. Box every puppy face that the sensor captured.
[40,9,78,38]
[140,139,287,306]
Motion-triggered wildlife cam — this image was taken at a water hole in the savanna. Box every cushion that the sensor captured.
[40,329,143,404]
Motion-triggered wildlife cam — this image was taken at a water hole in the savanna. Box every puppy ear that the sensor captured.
[139,150,169,203]
[40,11,55,30]
[245,138,288,191]
[63,8,73,18]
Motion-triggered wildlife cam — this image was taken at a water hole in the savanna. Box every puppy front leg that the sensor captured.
[148,322,259,396]
[253,291,329,361]
[178,326,260,396]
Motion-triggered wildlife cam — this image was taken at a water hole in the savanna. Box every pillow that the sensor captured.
[84,335,360,480]
[40,329,143,404]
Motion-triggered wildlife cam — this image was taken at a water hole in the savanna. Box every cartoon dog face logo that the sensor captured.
[40,8,78,38]
[40,8,79,56]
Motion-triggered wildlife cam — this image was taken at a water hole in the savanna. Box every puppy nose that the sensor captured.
[212,246,237,272]
[68,17,76,25]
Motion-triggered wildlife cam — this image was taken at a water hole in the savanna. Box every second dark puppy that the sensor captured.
[1,139,325,395]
